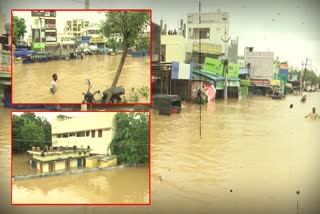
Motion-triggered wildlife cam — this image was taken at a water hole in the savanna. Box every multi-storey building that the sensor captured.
[31,11,57,51]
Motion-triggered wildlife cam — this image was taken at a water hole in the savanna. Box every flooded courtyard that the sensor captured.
[1,93,320,212]
[12,55,150,103]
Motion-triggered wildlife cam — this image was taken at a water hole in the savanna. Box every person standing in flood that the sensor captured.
[50,73,58,94]
[305,107,320,119]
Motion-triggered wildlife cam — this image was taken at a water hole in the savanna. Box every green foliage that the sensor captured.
[105,37,120,53]
[109,112,149,165]
[13,16,27,45]
[12,113,52,153]
[135,36,150,51]
[122,86,149,102]
[303,69,319,85]
[100,12,150,48]
[137,86,149,100]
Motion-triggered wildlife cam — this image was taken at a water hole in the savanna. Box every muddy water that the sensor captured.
[12,55,150,103]
[1,93,320,213]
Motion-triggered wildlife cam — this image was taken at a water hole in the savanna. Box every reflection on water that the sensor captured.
[1,93,320,212]
[12,55,150,103]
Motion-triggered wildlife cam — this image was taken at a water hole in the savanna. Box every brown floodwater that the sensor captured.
[12,55,150,103]
[1,93,320,213]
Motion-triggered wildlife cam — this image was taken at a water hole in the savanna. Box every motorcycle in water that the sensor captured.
[82,80,125,103]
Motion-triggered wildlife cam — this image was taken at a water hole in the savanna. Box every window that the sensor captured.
[62,133,68,138]
[91,130,95,138]
[191,28,210,39]
[69,133,76,137]
[98,130,103,138]
[86,131,90,137]
[77,132,85,137]
[57,134,61,138]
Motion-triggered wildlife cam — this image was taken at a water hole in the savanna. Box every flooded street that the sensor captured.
[12,55,150,103]
[2,93,320,212]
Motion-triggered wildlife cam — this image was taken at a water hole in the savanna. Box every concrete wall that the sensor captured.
[55,161,65,171]
[245,51,274,80]
[161,35,186,63]
[86,158,98,168]
[99,157,117,168]
[42,163,49,173]
[71,159,77,168]
[186,12,229,54]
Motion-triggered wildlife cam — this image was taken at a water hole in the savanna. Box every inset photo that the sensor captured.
[11,9,151,104]
[11,111,150,204]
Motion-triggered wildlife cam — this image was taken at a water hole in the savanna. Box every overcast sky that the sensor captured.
[2,0,320,73]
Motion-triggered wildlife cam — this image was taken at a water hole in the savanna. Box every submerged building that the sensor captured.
[27,113,118,174]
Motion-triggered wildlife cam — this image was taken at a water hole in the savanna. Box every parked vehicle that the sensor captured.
[152,94,182,115]
[82,80,125,103]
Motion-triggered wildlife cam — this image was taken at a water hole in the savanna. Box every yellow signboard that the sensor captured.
[89,37,104,43]
[193,42,222,54]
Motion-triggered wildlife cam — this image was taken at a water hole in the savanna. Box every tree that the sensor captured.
[100,11,150,102]
[105,37,120,53]
[5,23,10,35]
[12,113,52,153]
[135,36,150,51]
[109,112,149,165]
[13,16,27,45]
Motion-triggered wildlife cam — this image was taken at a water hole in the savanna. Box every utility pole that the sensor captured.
[302,57,312,91]
[221,28,231,99]
[85,0,90,9]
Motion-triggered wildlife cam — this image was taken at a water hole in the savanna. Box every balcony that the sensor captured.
[45,24,56,29]
[46,37,57,42]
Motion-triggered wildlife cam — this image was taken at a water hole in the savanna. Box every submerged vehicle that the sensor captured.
[152,94,182,116]
[82,80,125,103]
[271,86,285,100]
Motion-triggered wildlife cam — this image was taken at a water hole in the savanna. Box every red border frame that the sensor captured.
[10,109,151,206]
[10,9,152,106]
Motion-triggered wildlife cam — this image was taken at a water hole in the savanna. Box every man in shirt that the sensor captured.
[305,107,320,119]
[50,73,58,94]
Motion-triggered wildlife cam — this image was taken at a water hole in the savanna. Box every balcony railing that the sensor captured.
[45,24,56,29]
[46,37,57,42]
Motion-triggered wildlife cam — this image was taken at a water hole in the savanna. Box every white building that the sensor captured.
[64,19,89,37]
[51,113,117,155]
[244,47,274,80]
[161,35,186,63]
[186,11,229,56]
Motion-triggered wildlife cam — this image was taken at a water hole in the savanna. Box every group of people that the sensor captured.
[167,29,177,35]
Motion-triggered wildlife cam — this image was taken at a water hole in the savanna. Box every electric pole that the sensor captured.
[85,0,90,9]
[221,28,231,99]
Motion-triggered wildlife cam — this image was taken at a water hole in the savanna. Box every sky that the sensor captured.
[2,0,320,73]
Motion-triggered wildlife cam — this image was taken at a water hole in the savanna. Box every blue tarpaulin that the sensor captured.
[14,50,34,57]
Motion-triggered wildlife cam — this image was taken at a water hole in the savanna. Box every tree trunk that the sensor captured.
[106,41,128,102]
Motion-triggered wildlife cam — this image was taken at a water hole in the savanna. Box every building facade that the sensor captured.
[228,38,238,63]
[186,10,229,63]
[161,35,186,63]
[64,19,89,38]
[51,113,117,155]
[31,11,57,51]
[244,47,274,80]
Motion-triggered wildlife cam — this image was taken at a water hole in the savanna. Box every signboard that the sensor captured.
[203,57,239,78]
[90,37,104,43]
[193,42,222,54]
[251,79,270,86]
[33,43,46,49]
[171,61,192,80]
